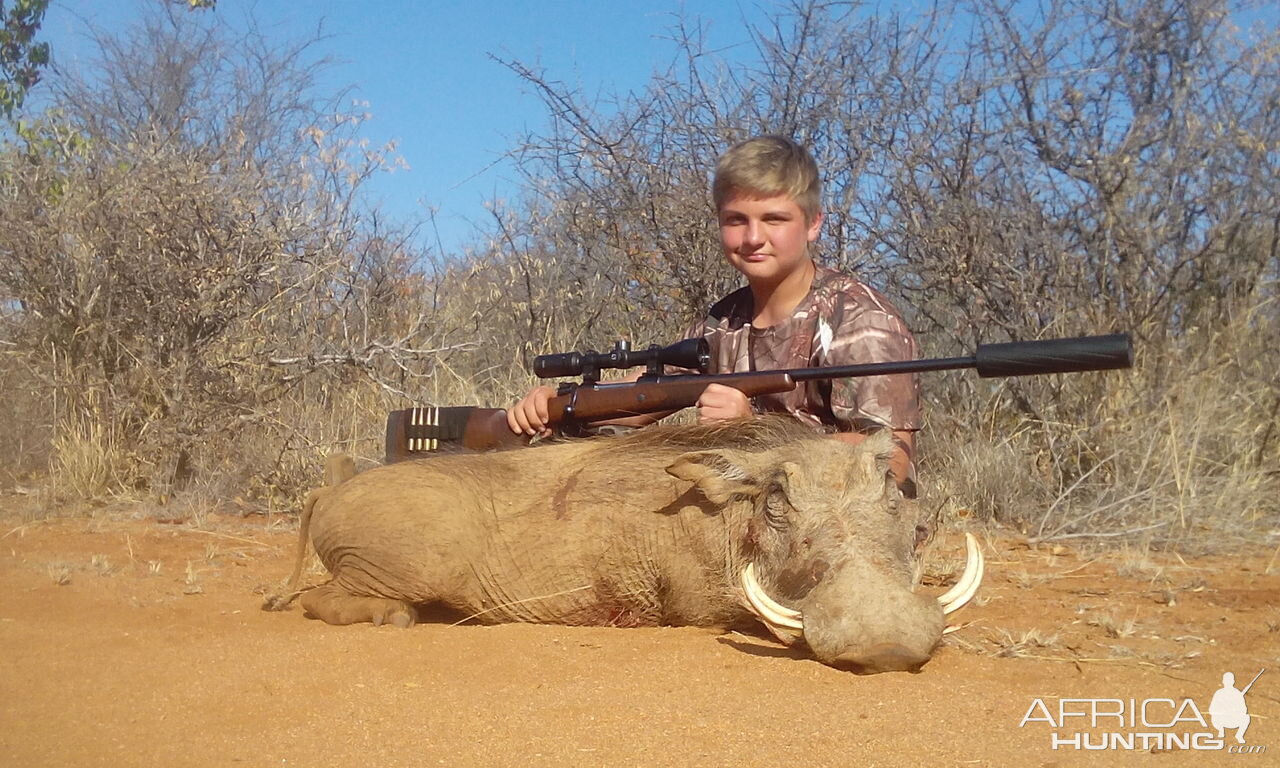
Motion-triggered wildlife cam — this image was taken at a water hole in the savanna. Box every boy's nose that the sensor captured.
[743,220,765,247]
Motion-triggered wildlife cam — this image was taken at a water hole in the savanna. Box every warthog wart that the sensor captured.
[266,417,983,673]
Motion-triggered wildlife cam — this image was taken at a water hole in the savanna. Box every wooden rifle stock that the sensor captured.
[383,371,795,463]
[385,333,1133,463]
[549,370,795,421]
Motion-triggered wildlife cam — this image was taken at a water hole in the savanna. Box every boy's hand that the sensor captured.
[508,386,557,436]
[696,383,753,422]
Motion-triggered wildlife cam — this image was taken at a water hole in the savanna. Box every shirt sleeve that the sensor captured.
[824,303,922,432]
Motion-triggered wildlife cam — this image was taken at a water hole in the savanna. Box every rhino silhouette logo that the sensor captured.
[1210,669,1264,744]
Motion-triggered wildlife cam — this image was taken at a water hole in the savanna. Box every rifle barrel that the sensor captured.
[1242,668,1265,695]
[788,333,1133,382]
[789,355,976,382]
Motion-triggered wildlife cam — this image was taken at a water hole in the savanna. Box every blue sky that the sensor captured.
[39,0,758,256]
[35,1,1278,259]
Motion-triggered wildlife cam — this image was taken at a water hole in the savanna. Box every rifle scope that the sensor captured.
[534,338,710,380]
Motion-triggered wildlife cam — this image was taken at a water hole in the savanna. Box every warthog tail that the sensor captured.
[262,454,356,611]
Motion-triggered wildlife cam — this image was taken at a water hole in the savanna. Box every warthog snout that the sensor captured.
[740,533,985,672]
[830,644,934,674]
[797,563,946,673]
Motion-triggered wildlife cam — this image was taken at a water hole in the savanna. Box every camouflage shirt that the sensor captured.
[683,264,921,433]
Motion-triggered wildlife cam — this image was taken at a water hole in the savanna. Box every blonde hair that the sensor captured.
[712,136,821,221]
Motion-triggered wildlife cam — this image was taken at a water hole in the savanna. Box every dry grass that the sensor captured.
[183,560,203,595]
[1112,545,1165,581]
[45,562,72,586]
[990,628,1061,658]
[49,415,129,501]
[1088,612,1140,640]
[924,312,1280,553]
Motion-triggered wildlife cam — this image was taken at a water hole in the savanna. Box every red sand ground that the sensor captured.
[1,505,1276,767]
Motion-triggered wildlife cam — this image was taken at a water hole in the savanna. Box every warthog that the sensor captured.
[267,417,983,673]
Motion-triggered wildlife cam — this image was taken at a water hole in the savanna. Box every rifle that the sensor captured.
[384,333,1133,463]
[1242,668,1265,695]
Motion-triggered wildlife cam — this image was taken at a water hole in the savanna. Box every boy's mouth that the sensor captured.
[740,252,772,262]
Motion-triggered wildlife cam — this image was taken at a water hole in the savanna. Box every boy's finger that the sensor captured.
[525,404,546,434]
[514,406,537,435]
[508,403,534,434]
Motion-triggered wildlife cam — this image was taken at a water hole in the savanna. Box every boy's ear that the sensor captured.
[806,210,824,242]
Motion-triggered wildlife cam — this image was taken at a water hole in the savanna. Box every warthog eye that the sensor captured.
[914,524,930,550]
[763,487,789,530]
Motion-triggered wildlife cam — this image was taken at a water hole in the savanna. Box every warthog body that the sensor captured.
[274,418,961,673]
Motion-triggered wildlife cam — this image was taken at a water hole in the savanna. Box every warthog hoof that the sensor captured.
[372,607,416,628]
[301,583,417,628]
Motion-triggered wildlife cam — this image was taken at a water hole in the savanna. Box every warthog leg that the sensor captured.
[300,583,417,628]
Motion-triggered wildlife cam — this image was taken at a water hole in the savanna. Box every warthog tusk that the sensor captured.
[743,563,802,621]
[937,532,984,616]
[740,563,804,643]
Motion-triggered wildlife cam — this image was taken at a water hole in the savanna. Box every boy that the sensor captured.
[508,136,920,493]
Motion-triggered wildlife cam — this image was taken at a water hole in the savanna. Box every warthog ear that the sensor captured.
[837,431,896,496]
[666,449,760,505]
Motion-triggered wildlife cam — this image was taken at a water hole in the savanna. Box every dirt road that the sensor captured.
[1,511,1276,767]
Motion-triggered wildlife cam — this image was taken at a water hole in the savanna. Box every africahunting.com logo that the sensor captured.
[1019,668,1267,753]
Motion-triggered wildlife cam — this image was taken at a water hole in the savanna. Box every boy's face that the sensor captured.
[717,192,822,286]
